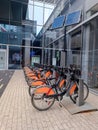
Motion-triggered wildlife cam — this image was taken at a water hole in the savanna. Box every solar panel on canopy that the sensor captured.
[51,15,65,29]
[65,10,81,26]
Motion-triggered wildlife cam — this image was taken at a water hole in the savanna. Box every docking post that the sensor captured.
[76,78,84,106]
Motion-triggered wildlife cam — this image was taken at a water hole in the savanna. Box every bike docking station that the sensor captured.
[44,11,98,114]
[61,78,98,115]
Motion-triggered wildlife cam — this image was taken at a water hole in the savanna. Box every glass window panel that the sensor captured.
[0,32,8,44]
[22,20,36,35]
[44,8,53,24]
[34,5,43,25]
[9,25,17,32]
[8,25,22,35]
[10,1,22,23]
[22,3,28,20]
[0,0,9,22]
[8,25,22,45]
[0,44,6,50]
[0,24,9,32]
[25,4,33,20]
[9,46,22,69]
[0,24,9,44]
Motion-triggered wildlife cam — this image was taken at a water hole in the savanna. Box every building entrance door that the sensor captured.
[8,46,22,69]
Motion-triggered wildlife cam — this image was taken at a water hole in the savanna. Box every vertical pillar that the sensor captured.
[82,25,90,83]
[60,51,66,67]
[41,32,45,65]
[52,44,56,66]
[82,11,92,82]
[41,48,44,64]
[67,34,72,66]
[76,79,84,106]
[24,40,30,66]
[6,45,9,70]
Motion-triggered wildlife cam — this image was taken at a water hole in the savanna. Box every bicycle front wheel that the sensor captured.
[31,86,55,111]
[29,86,35,96]
[70,82,89,103]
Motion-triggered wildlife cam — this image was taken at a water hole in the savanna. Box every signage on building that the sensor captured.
[31,56,40,66]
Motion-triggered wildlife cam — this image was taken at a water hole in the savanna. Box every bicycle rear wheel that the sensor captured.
[29,81,45,96]
[70,82,89,103]
[31,86,55,111]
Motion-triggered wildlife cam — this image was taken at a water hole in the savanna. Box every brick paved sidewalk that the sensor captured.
[0,70,98,130]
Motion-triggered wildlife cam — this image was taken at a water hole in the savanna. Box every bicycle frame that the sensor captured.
[30,64,89,111]
[36,78,78,102]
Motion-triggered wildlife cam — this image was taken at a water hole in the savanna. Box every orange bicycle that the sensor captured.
[31,66,89,111]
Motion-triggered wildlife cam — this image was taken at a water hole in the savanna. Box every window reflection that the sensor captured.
[0,0,56,69]
[0,24,8,44]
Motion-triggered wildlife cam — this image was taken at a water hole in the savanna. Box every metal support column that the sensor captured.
[76,78,84,106]
[62,26,67,66]
[64,26,66,52]
[6,45,9,70]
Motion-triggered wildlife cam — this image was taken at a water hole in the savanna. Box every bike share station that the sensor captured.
[50,11,97,114]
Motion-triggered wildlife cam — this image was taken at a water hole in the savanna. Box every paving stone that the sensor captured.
[0,70,98,130]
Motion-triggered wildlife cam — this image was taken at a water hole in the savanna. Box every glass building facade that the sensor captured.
[42,0,83,66]
[0,0,57,69]
[41,0,98,93]
[1,0,98,93]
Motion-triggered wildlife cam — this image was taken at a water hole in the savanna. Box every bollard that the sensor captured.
[76,78,84,106]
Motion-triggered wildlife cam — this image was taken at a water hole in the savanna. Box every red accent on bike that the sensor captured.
[46,88,53,95]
